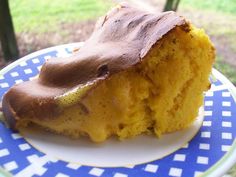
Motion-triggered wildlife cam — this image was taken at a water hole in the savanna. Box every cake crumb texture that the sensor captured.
[18,25,214,142]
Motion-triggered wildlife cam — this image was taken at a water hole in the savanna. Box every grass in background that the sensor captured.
[180,0,236,36]
[181,0,236,15]
[9,0,113,33]
[214,57,236,85]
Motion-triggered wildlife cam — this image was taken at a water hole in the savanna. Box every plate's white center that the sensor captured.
[20,108,204,167]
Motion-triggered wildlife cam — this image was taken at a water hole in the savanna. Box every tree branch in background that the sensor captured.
[163,0,181,11]
[0,0,19,62]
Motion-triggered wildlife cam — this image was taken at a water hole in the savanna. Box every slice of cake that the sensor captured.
[2,4,215,142]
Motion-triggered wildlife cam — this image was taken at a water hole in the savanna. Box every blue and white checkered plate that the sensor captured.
[0,43,235,177]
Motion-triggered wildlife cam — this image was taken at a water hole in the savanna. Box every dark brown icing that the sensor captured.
[2,4,187,129]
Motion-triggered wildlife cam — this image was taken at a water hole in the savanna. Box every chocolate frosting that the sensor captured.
[2,4,187,128]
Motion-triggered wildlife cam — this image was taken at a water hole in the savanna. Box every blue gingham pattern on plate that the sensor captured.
[0,44,235,177]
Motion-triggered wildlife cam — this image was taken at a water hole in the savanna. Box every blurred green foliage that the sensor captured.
[181,0,236,14]
[214,57,236,85]
[9,0,113,33]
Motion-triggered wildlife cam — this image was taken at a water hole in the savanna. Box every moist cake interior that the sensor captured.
[17,25,214,142]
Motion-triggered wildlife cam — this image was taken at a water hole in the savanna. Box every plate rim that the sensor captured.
[0,44,236,176]
[0,42,84,76]
[202,69,236,177]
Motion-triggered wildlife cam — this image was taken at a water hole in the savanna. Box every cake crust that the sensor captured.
[2,4,188,129]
